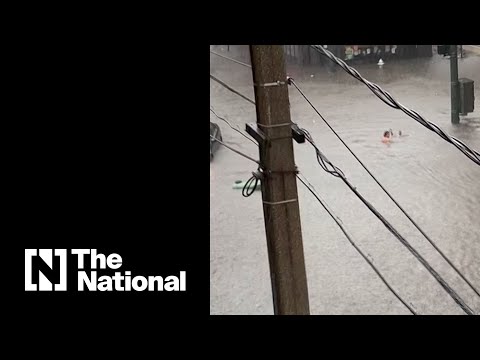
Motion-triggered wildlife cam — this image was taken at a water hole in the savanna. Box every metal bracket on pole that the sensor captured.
[291,124,306,143]
[246,123,305,144]
[245,123,266,145]
[254,81,287,87]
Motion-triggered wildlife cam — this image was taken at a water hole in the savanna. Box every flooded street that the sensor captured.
[210,47,480,315]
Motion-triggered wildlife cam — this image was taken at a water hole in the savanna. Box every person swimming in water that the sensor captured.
[382,130,391,143]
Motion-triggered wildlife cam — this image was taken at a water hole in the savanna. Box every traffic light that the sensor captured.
[437,45,450,56]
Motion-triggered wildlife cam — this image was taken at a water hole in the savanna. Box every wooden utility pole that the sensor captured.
[249,45,310,315]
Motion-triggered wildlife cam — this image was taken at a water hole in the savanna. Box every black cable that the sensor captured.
[296,173,416,315]
[301,128,344,178]
[210,50,252,69]
[289,78,480,299]
[210,74,256,105]
[210,135,261,166]
[210,107,258,145]
[242,172,260,197]
[301,129,475,315]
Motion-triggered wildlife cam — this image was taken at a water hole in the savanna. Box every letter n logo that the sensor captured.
[25,249,67,291]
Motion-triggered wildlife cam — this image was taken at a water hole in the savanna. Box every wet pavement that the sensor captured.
[210,47,480,315]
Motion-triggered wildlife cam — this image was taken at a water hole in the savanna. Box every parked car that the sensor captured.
[210,122,222,161]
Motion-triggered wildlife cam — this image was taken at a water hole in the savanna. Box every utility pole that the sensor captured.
[249,45,310,315]
[450,45,460,124]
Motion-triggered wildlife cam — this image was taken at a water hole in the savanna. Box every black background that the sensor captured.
[21,26,205,324]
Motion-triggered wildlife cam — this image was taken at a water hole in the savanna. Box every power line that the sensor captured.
[210,50,252,69]
[301,128,475,315]
[210,74,255,105]
[213,104,415,314]
[211,105,471,314]
[210,135,261,166]
[310,45,480,166]
[297,173,416,315]
[288,78,480,299]
[212,104,416,314]
[210,107,258,145]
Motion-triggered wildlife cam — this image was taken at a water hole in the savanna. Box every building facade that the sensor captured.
[284,45,433,65]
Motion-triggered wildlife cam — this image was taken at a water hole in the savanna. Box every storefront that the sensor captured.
[284,45,433,65]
